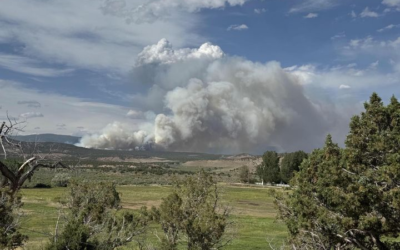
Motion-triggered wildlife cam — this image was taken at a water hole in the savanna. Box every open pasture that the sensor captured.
[19,185,287,250]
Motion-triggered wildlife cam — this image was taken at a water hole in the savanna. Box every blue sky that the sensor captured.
[0,0,399,153]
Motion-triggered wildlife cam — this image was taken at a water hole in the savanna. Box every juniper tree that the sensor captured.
[46,181,148,250]
[152,171,231,250]
[275,93,400,249]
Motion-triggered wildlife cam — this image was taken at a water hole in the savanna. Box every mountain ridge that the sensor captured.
[11,134,81,145]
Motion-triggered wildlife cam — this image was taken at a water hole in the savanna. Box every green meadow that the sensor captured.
[18,185,287,250]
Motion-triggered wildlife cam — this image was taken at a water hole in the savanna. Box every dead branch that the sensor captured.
[0,116,70,192]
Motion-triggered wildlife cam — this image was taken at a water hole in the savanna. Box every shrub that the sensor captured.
[0,188,27,249]
[46,181,148,250]
[51,173,71,187]
[152,171,231,250]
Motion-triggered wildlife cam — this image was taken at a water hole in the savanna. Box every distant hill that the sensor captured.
[4,137,222,162]
[11,134,81,145]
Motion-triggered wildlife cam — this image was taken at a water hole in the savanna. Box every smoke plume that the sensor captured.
[80,39,347,153]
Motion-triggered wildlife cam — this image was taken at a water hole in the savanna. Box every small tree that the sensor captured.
[151,193,183,250]
[276,93,400,249]
[152,171,231,250]
[256,151,280,185]
[239,166,250,183]
[280,151,307,184]
[47,181,148,250]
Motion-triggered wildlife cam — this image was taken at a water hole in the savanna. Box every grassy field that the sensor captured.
[18,185,287,250]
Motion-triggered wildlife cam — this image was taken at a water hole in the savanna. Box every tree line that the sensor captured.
[239,150,307,185]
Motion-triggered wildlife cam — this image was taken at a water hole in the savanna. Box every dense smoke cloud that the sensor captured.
[79,122,152,150]
[80,39,347,153]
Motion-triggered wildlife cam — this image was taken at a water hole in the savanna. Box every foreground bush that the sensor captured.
[46,181,148,250]
[0,188,27,249]
[151,170,231,250]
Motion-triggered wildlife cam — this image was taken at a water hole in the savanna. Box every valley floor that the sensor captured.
[19,185,287,250]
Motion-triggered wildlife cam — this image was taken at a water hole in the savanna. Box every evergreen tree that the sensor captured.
[276,93,400,249]
[280,151,308,184]
[256,151,280,184]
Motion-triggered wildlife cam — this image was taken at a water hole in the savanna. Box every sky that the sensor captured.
[0,0,400,154]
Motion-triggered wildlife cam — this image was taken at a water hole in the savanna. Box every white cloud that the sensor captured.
[227,24,249,31]
[341,36,400,84]
[0,80,137,135]
[19,112,44,119]
[304,13,318,18]
[102,0,250,23]
[0,53,74,77]
[339,84,351,89]
[136,38,224,66]
[377,24,399,32]
[254,8,267,14]
[350,10,357,18]
[341,36,400,76]
[382,0,400,7]
[126,110,144,119]
[286,62,398,90]
[331,32,346,40]
[346,36,375,50]
[343,36,400,58]
[290,0,339,13]
[360,7,379,18]
[0,0,203,73]
[284,65,317,85]
[369,60,379,69]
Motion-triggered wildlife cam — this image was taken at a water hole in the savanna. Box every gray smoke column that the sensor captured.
[80,39,345,153]
[78,122,153,150]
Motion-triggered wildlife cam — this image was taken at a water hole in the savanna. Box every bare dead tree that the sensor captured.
[0,116,69,193]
